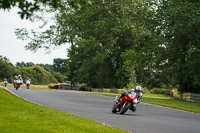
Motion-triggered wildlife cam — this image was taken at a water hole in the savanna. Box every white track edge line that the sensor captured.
[3,87,44,106]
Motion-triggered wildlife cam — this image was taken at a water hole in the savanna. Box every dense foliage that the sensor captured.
[53,58,68,74]
[14,0,200,92]
[156,0,200,93]
[0,56,17,82]
[19,65,57,84]
[0,56,67,84]
[0,0,93,19]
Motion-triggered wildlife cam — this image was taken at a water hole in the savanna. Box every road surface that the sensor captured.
[4,87,200,133]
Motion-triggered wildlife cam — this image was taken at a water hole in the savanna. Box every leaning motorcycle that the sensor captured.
[112,92,138,114]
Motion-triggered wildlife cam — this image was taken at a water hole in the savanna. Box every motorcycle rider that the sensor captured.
[113,85,142,113]
[13,75,18,88]
[119,85,142,103]
[4,78,7,87]
[26,77,31,89]
[18,75,23,83]
[134,86,143,103]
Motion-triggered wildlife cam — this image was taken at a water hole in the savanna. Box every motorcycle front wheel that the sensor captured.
[120,101,131,114]
[26,84,30,89]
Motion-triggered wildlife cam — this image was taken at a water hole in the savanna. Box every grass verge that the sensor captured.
[0,88,128,133]
[142,94,200,113]
[3,83,49,90]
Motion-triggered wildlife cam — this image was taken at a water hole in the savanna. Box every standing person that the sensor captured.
[26,77,31,89]
[4,78,7,87]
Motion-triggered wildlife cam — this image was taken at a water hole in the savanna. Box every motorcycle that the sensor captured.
[25,78,31,89]
[26,83,30,89]
[112,92,138,114]
[14,79,22,90]
[4,81,7,87]
[4,82,7,87]
[3,79,7,87]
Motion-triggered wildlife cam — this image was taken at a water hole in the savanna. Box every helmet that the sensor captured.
[18,75,21,77]
[135,86,142,93]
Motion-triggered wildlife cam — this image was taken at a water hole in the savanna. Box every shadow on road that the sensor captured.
[107,112,140,116]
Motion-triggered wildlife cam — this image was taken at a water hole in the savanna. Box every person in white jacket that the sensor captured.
[26,77,31,89]
[4,78,7,87]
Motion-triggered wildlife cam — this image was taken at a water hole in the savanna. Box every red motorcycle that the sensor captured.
[14,79,22,90]
[112,92,138,114]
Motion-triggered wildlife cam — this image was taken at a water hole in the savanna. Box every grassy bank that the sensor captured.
[142,94,200,113]
[0,88,127,133]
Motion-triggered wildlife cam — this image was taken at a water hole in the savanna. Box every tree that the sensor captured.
[56,0,157,88]
[0,55,16,82]
[0,0,93,19]
[15,0,157,88]
[16,61,35,67]
[37,63,54,73]
[156,0,200,92]
[53,58,68,74]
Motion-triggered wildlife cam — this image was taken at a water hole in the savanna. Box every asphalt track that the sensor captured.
[4,87,200,133]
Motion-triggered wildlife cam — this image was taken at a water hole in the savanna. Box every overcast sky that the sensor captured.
[0,8,70,65]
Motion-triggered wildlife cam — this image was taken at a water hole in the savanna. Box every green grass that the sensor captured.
[79,91,200,113]
[4,83,49,90]
[142,94,200,113]
[0,88,128,133]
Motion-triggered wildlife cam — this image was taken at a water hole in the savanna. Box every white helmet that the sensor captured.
[135,86,142,93]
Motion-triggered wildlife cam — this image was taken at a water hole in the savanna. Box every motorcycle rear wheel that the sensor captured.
[112,104,118,113]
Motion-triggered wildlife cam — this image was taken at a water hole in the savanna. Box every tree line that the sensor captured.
[0,56,68,85]
[3,0,200,93]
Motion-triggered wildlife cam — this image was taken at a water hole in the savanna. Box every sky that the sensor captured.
[0,8,70,65]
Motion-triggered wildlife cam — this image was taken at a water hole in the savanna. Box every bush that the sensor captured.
[126,83,136,89]
[20,65,58,85]
[142,87,150,94]
[85,87,92,91]
[171,88,179,99]
[53,72,67,83]
[47,84,54,89]
[150,88,171,95]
